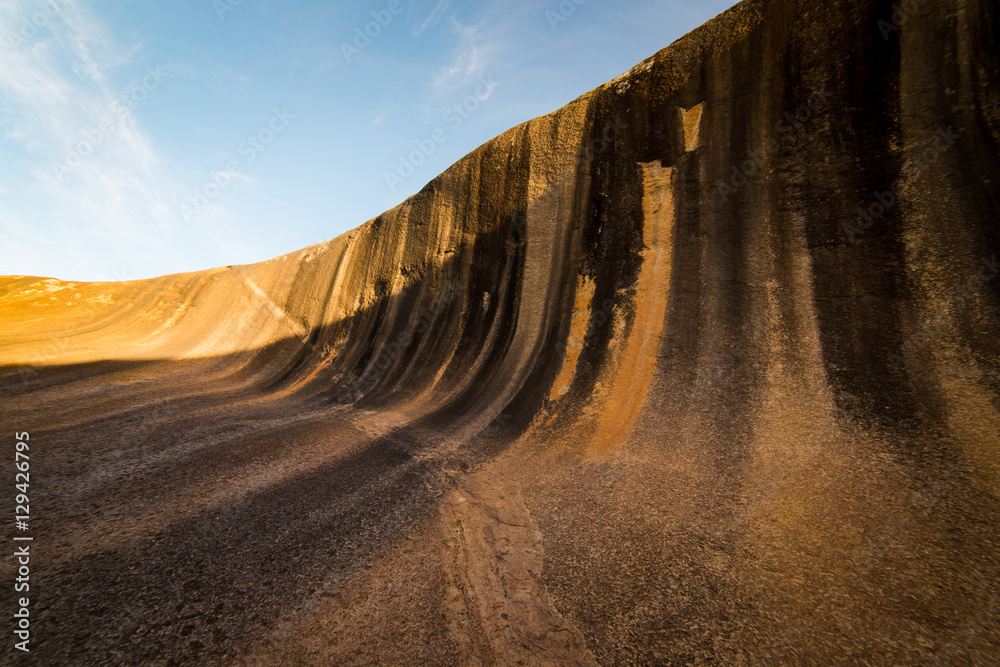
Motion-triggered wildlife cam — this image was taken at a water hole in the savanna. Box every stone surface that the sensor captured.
[2,0,999,663]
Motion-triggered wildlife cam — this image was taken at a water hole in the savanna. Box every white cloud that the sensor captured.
[0,0,201,280]
[214,170,255,186]
[413,0,449,37]
[430,18,494,95]
[370,108,391,127]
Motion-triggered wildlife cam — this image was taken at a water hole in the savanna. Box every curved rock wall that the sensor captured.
[1,0,998,663]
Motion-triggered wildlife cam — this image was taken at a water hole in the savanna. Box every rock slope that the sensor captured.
[2,0,999,663]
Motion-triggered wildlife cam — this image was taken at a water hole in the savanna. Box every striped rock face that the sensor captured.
[2,0,999,663]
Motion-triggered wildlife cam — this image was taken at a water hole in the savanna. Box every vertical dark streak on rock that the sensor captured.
[797,0,916,427]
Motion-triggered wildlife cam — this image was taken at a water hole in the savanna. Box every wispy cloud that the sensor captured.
[430,18,494,96]
[0,0,198,279]
[413,0,449,37]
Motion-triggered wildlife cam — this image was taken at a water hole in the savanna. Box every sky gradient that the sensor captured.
[0,0,739,282]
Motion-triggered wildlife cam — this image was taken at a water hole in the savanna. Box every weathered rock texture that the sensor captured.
[2,0,999,663]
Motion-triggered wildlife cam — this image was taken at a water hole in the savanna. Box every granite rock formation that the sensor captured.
[2,0,999,663]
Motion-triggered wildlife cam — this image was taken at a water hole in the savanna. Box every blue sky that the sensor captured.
[0,0,739,282]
